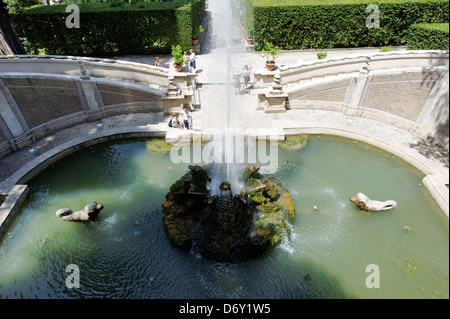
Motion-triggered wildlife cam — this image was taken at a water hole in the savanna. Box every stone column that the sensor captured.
[344,56,373,113]
[253,69,276,89]
[343,71,373,117]
[0,79,30,150]
[75,60,105,121]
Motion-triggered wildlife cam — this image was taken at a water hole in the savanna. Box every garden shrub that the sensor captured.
[244,0,449,50]
[4,0,39,14]
[407,23,449,50]
[13,0,205,56]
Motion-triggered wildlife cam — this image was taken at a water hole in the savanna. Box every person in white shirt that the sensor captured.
[189,49,196,73]
[181,106,193,130]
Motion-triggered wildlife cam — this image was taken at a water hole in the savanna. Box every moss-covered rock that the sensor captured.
[162,164,295,262]
[145,138,173,154]
[243,165,295,246]
[161,165,209,250]
[279,134,308,152]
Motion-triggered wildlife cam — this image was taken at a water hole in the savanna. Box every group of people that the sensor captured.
[184,49,197,73]
[153,49,197,73]
[234,65,253,95]
[168,106,193,130]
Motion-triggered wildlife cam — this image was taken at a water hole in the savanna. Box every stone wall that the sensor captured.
[281,66,449,149]
[257,52,449,141]
[97,83,162,106]
[437,116,449,138]
[273,50,449,89]
[363,70,439,122]
[0,74,166,159]
[4,77,84,128]
[287,78,350,103]
[0,55,200,159]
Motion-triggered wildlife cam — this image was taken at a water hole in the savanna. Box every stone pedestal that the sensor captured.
[256,74,288,113]
[253,69,276,89]
[171,72,196,109]
[0,185,29,240]
[192,43,201,54]
[264,92,288,113]
[162,76,185,114]
[78,59,90,80]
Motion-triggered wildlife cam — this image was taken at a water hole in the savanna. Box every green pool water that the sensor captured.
[0,135,448,299]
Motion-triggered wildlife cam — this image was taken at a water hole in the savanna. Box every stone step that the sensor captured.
[164,119,202,144]
[290,72,360,88]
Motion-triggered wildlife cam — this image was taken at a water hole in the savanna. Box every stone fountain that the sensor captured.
[161,164,295,262]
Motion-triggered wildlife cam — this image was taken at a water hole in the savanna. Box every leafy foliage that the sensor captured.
[317,52,327,59]
[4,0,39,14]
[13,0,205,56]
[192,25,203,38]
[261,40,280,62]
[246,0,449,50]
[407,23,449,50]
[170,44,184,65]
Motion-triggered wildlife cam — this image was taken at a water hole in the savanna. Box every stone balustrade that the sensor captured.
[0,55,169,88]
[253,51,449,150]
[253,50,449,89]
[0,55,196,159]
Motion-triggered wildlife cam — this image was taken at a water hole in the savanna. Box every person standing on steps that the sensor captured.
[189,49,196,73]
[242,65,252,93]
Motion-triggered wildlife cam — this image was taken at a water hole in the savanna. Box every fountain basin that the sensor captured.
[0,136,447,299]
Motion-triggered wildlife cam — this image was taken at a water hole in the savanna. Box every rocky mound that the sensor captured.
[161,165,295,262]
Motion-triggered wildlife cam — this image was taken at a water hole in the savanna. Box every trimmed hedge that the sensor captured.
[246,0,449,50]
[13,0,205,56]
[407,23,449,50]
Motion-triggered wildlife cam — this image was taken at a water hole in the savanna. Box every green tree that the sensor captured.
[5,0,39,15]
[0,0,26,54]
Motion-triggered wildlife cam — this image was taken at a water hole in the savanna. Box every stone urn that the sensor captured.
[173,63,183,72]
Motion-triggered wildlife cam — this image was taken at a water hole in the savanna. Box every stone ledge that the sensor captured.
[0,125,167,194]
[0,184,29,240]
[423,175,450,218]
